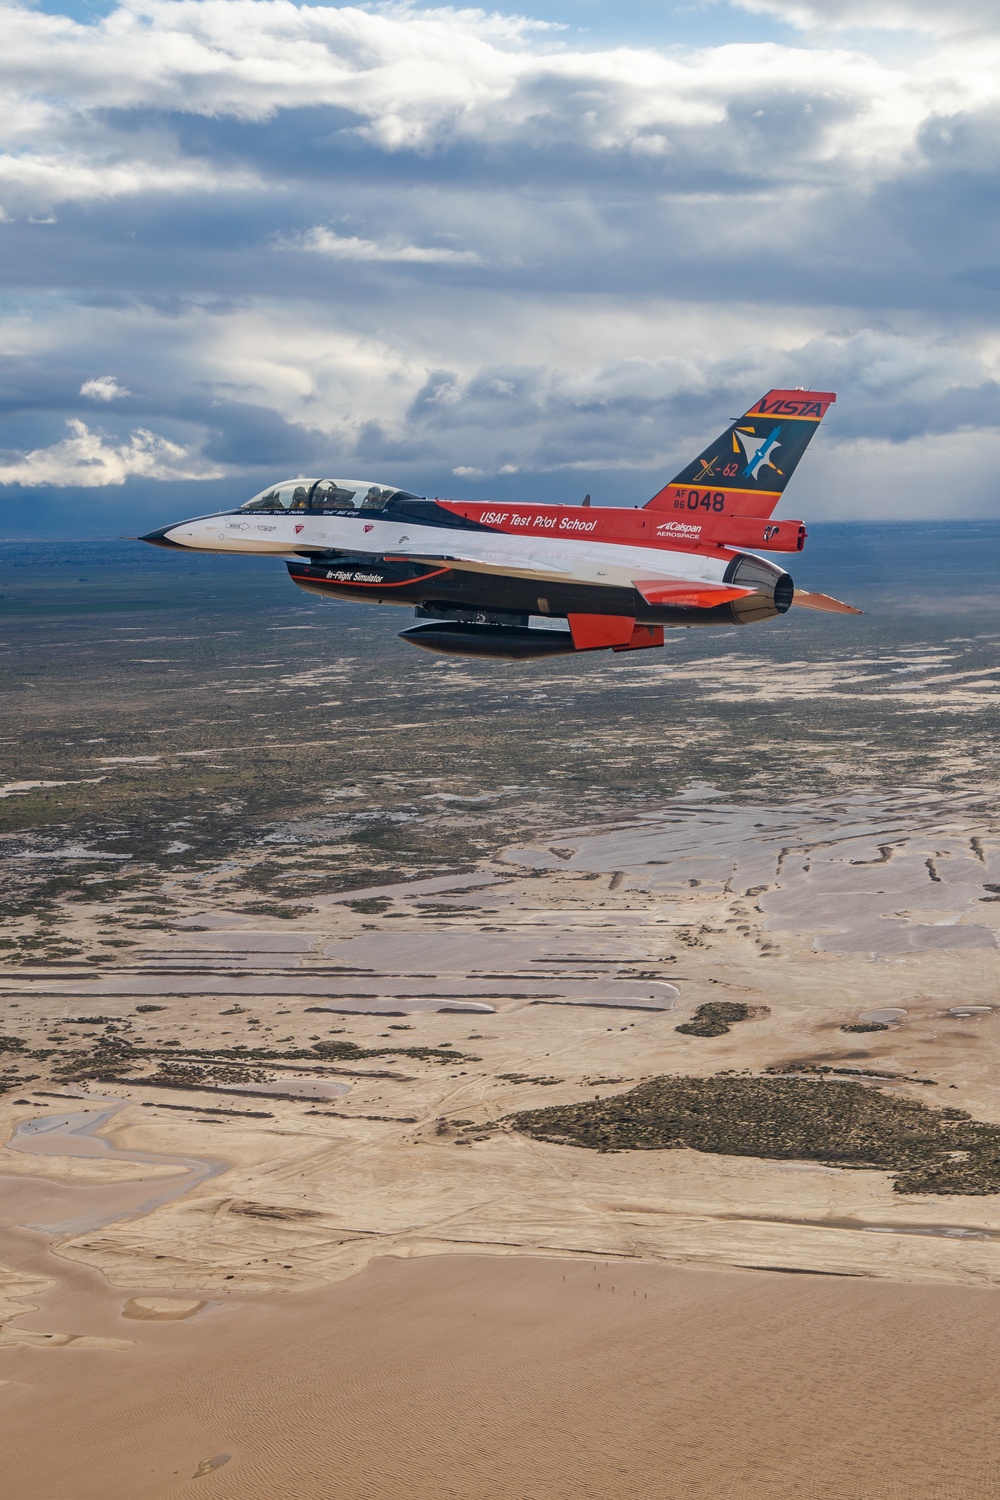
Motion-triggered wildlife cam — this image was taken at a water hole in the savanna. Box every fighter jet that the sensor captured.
[141,387,859,659]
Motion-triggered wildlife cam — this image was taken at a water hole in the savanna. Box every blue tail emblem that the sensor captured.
[735,424,782,480]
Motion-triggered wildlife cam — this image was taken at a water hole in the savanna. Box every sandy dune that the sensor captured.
[6,1255,1000,1500]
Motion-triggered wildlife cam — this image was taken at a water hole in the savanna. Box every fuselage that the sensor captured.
[143,478,797,636]
[140,388,856,655]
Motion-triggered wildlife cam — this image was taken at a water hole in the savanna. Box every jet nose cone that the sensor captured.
[140,525,185,550]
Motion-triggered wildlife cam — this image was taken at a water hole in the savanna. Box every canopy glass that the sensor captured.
[240,479,422,512]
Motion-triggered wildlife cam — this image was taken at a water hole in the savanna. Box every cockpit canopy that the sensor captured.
[240,478,423,513]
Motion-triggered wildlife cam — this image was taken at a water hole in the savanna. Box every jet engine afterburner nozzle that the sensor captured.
[723,552,793,624]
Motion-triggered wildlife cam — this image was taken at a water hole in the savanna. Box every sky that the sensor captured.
[3,0,1000,535]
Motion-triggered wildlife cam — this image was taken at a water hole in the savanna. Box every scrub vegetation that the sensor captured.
[1,539,999,1118]
[45,1022,481,1086]
[2,537,998,941]
[674,1001,768,1037]
[508,1074,1000,1196]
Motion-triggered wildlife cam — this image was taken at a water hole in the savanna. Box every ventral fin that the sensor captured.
[567,614,636,650]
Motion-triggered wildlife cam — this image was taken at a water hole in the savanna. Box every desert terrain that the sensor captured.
[1,527,999,1496]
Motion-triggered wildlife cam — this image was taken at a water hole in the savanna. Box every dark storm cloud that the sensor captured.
[198,401,337,467]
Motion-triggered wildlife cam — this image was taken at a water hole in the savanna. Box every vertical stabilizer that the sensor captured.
[646,389,836,517]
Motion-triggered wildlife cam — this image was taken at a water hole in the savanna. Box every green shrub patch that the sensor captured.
[508,1073,1000,1195]
[675,1002,768,1037]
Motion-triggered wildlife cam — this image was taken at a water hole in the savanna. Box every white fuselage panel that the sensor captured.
[161,510,733,591]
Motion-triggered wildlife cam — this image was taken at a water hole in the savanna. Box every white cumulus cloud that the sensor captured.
[0,0,995,219]
[80,375,130,400]
[0,419,224,486]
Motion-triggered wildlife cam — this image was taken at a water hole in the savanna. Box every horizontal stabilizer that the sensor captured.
[634,579,755,609]
[792,589,862,615]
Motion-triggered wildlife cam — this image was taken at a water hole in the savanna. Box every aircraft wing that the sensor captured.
[399,547,768,610]
[398,547,742,599]
[397,550,576,581]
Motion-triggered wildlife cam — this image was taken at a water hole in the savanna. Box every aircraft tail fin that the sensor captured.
[646,389,836,517]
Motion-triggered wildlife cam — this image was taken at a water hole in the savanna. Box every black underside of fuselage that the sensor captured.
[284,556,757,628]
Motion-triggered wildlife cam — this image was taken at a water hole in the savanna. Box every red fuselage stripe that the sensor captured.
[433,502,802,558]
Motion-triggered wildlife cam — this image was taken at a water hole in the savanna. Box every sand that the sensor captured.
[123,1297,205,1319]
[3,788,1000,1305]
[9,540,1000,1494]
[503,789,1000,956]
[5,1254,1000,1499]
[3,788,1000,1495]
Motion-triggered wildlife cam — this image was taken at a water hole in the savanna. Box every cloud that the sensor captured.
[0,0,999,525]
[278,225,481,265]
[6,288,999,516]
[80,375,130,400]
[733,0,999,36]
[802,429,1000,519]
[0,0,978,221]
[0,134,261,216]
[401,325,1000,463]
[0,418,224,486]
